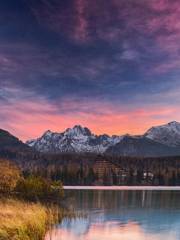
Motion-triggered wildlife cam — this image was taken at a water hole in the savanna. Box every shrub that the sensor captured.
[16,176,64,201]
[51,180,64,199]
[0,159,20,193]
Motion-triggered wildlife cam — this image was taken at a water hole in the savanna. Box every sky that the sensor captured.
[1,0,180,141]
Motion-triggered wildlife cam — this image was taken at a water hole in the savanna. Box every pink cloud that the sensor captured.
[1,94,180,141]
[150,1,180,69]
[73,0,89,43]
[26,0,180,77]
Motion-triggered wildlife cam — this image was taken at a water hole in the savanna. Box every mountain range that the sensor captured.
[25,121,180,157]
[0,129,29,152]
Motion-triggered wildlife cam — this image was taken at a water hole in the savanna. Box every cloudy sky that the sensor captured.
[1,0,180,140]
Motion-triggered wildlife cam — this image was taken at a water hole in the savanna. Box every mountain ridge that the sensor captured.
[26,125,123,154]
[144,121,180,147]
[105,135,180,157]
[25,121,180,156]
[0,129,29,151]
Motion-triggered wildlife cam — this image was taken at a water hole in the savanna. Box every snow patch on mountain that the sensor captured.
[144,121,180,147]
[26,121,180,154]
[26,125,124,153]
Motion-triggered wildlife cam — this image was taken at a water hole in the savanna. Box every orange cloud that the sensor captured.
[1,97,180,141]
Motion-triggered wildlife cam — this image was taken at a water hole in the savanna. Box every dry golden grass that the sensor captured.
[0,199,48,240]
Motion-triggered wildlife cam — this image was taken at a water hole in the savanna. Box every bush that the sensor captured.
[0,159,20,193]
[16,176,64,201]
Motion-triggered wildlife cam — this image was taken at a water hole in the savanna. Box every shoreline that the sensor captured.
[64,186,180,190]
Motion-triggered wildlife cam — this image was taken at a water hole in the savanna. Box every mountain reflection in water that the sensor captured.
[45,189,180,240]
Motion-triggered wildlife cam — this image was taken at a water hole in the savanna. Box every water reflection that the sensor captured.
[45,190,180,240]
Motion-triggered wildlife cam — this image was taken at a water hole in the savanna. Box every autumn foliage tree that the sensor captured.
[0,159,20,193]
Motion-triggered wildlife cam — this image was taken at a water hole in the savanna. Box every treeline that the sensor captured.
[24,154,180,186]
[0,158,65,240]
[0,159,64,201]
[1,147,180,186]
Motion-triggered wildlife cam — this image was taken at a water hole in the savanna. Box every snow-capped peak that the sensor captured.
[168,121,179,125]
[43,130,53,137]
[26,125,124,154]
[167,121,180,130]
[26,121,180,154]
[64,125,91,138]
[145,121,180,147]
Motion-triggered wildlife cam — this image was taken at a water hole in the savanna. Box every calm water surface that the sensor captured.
[45,189,180,240]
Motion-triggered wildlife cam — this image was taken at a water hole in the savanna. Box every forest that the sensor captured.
[22,153,180,186]
[0,142,180,186]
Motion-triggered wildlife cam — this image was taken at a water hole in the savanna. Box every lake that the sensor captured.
[45,188,180,240]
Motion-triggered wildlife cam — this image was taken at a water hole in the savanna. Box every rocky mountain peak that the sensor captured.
[26,121,180,156]
[43,130,53,137]
[145,121,180,147]
[64,125,92,137]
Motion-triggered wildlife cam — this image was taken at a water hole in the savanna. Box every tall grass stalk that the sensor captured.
[0,199,49,240]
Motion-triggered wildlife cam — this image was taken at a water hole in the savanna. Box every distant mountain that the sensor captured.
[26,121,180,157]
[26,125,122,154]
[0,129,43,169]
[0,129,29,152]
[105,135,180,157]
[144,121,180,147]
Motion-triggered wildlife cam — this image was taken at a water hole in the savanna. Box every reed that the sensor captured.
[0,199,49,240]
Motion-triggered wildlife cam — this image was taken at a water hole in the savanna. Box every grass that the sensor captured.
[0,199,49,240]
[0,199,78,240]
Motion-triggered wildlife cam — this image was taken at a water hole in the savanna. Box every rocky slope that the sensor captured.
[0,129,29,152]
[26,121,180,157]
[26,125,122,154]
[144,121,180,147]
[105,135,180,157]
